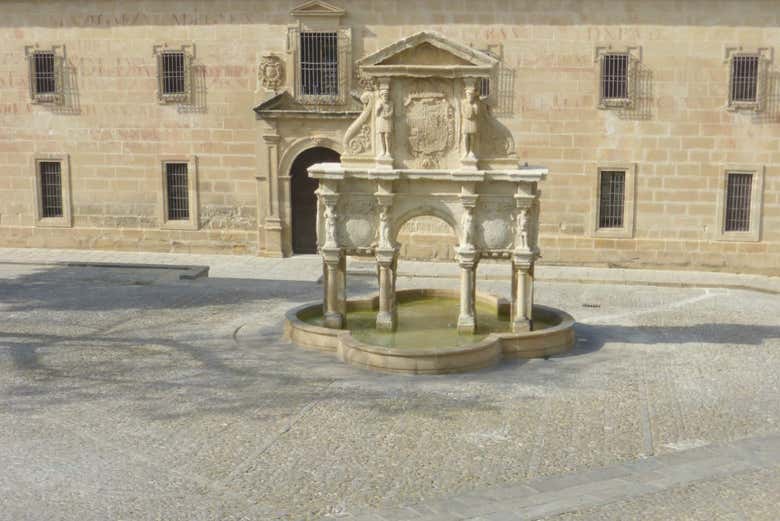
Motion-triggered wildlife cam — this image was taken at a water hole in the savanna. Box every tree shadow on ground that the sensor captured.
[572,322,780,353]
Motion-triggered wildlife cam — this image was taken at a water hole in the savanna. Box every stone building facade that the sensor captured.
[0,0,778,274]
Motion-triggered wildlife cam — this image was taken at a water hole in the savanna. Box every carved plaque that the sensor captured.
[404,93,455,168]
[259,54,284,91]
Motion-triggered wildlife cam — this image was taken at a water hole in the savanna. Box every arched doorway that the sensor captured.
[290,147,341,254]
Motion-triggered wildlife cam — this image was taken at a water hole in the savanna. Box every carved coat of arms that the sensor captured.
[404,93,455,168]
[258,54,284,91]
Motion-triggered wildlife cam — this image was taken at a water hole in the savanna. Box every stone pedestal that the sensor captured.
[262,216,284,257]
[375,248,398,331]
[460,155,478,171]
[457,247,478,335]
[322,248,346,329]
[511,256,534,333]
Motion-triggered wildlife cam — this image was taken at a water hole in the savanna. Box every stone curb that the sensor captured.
[61,261,209,280]
[332,433,780,521]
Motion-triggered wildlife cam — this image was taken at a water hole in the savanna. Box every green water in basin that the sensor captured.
[305,297,553,349]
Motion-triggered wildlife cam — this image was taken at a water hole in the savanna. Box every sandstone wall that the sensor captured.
[0,1,778,273]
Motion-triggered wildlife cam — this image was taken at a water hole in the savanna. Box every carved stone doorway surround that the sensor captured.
[253,96,360,256]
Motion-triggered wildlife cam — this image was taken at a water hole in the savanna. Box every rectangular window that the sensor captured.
[165,162,189,221]
[479,77,490,98]
[39,161,63,218]
[730,55,759,103]
[601,53,629,101]
[32,51,57,95]
[598,170,626,229]
[724,173,753,232]
[299,31,339,97]
[161,51,186,95]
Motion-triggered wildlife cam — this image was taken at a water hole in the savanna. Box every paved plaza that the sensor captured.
[0,248,779,520]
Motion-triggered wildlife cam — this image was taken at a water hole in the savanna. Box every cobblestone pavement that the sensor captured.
[0,248,778,521]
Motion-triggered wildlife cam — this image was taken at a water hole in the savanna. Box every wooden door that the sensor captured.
[290,147,340,254]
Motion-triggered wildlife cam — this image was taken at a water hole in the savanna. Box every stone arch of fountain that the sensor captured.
[284,31,575,373]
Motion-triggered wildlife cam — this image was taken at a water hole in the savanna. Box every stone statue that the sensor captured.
[461,86,479,159]
[516,209,529,250]
[324,204,338,247]
[378,206,391,249]
[375,88,394,158]
[461,207,475,248]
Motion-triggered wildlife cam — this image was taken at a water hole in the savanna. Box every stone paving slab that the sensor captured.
[339,434,780,521]
[0,247,778,520]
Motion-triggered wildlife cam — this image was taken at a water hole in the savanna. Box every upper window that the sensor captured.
[725,47,772,111]
[600,53,629,102]
[478,77,490,99]
[299,32,339,98]
[25,46,64,104]
[730,55,759,103]
[594,46,640,110]
[154,45,193,103]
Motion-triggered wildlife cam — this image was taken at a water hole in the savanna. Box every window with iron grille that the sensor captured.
[39,161,63,218]
[26,46,64,103]
[32,52,57,95]
[730,55,759,103]
[724,173,752,232]
[601,53,629,102]
[598,170,626,229]
[299,32,339,97]
[479,77,490,98]
[165,163,190,221]
[161,51,186,95]
[154,45,193,103]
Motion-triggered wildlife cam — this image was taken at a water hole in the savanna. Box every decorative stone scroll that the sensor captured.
[343,91,374,156]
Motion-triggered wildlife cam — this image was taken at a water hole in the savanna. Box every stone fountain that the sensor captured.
[284,32,575,373]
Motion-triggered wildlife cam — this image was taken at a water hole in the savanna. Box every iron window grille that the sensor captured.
[155,46,192,103]
[26,47,64,103]
[598,170,626,229]
[729,54,760,106]
[39,161,63,218]
[165,163,190,221]
[300,32,339,98]
[724,173,753,232]
[479,77,490,99]
[600,53,630,106]
[290,28,349,105]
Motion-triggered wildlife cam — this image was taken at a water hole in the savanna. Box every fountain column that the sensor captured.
[318,186,345,329]
[512,193,537,332]
[457,189,479,335]
[375,185,397,331]
[457,248,479,334]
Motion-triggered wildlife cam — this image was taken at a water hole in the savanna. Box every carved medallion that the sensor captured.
[259,54,284,91]
[404,92,455,168]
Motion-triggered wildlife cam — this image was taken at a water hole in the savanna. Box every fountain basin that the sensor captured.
[284,289,575,374]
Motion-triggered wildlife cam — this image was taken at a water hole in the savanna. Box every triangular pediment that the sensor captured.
[254,90,363,120]
[357,31,497,69]
[290,0,345,17]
